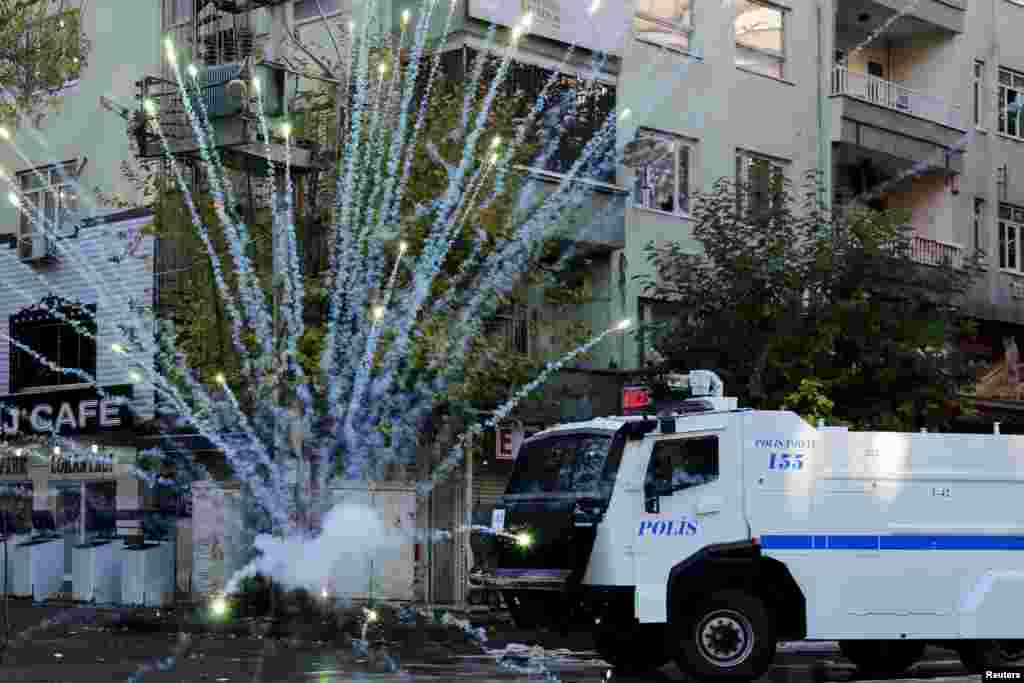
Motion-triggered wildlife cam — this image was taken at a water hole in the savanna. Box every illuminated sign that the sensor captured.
[0,385,133,436]
[496,426,525,461]
[623,386,651,412]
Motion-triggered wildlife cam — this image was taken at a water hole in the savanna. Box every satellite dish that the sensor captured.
[622,137,673,168]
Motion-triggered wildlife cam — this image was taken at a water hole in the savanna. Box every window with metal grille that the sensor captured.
[735,149,786,222]
[483,307,530,355]
[468,49,616,182]
[9,296,96,393]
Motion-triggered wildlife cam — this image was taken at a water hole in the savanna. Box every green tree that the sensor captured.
[638,171,984,431]
[0,0,91,127]
[106,46,601,458]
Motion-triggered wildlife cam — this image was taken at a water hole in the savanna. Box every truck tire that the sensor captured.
[675,590,777,681]
[594,623,668,675]
[957,640,1024,674]
[839,639,925,677]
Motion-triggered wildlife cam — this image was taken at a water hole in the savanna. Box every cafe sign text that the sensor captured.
[0,385,133,436]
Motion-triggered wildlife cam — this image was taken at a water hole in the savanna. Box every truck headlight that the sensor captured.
[515,532,533,548]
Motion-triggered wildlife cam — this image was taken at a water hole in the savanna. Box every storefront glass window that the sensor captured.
[0,482,33,536]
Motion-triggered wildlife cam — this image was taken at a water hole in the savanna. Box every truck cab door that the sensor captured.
[631,422,747,623]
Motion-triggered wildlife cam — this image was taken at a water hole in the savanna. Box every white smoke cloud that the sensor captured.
[224,501,408,596]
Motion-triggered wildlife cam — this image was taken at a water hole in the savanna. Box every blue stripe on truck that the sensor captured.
[761,534,1024,551]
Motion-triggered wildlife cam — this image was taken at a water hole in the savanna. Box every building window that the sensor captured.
[999,204,1024,272]
[473,50,616,182]
[633,131,693,216]
[169,0,192,25]
[975,196,986,254]
[638,298,692,367]
[974,60,986,128]
[294,0,342,23]
[998,67,1024,138]
[734,0,785,79]
[736,149,786,221]
[483,306,530,355]
[634,0,693,52]
[16,162,79,259]
[9,295,97,393]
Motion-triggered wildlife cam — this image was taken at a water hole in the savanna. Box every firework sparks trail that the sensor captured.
[166,42,276,364]
[1,2,937,679]
[135,106,293,528]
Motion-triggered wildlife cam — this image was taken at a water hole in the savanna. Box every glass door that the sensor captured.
[84,482,116,543]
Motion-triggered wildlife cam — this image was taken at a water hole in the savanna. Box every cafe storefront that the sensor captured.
[0,385,146,595]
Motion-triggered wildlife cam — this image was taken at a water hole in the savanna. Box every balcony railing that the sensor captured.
[888,234,963,269]
[831,65,963,130]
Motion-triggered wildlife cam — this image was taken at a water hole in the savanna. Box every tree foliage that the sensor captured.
[0,0,91,126]
[638,171,984,431]
[131,56,596,431]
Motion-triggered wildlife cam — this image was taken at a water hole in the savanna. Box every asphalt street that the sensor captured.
[0,604,982,683]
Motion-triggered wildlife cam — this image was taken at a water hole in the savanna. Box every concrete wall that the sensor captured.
[885,174,957,245]
[616,0,821,368]
[959,0,1024,324]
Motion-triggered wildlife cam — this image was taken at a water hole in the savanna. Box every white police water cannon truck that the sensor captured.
[481,370,1024,680]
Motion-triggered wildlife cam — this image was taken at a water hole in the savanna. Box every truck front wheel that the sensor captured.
[675,590,777,681]
[839,640,925,677]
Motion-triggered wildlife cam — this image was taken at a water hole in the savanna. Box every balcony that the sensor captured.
[830,66,965,184]
[134,61,314,172]
[832,66,962,130]
[888,234,963,269]
[836,0,964,37]
[518,166,628,253]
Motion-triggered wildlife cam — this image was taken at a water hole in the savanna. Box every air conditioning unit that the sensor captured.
[197,62,283,119]
[18,231,58,262]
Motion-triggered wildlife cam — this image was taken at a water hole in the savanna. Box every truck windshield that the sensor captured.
[505,433,617,497]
